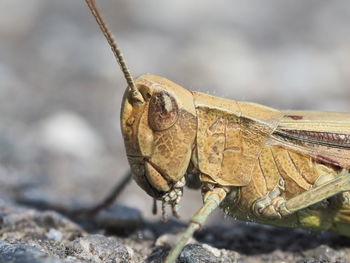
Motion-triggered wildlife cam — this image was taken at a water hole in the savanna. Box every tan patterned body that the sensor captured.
[191,91,350,234]
[119,74,350,236]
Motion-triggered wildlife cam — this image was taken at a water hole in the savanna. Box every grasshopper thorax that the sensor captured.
[121,74,197,214]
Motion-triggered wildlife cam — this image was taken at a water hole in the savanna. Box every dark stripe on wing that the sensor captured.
[273,129,350,149]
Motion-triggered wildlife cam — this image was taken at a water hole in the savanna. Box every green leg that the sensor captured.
[279,169,350,216]
[164,188,227,263]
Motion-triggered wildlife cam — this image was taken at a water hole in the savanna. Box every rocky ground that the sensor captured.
[1,198,350,263]
[1,1,350,262]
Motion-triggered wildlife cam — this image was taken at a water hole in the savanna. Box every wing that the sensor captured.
[270,110,350,168]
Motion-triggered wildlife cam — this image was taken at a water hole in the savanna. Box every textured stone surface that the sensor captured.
[178,244,223,263]
[66,234,131,263]
[0,241,63,263]
[1,0,350,221]
[0,200,350,262]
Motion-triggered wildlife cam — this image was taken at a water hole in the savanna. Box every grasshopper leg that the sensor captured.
[69,171,132,217]
[279,169,350,216]
[254,169,350,218]
[164,187,228,263]
[252,179,285,219]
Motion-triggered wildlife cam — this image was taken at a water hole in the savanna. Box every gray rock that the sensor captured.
[178,244,221,263]
[96,204,142,234]
[0,201,84,262]
[2,199,350,263]
[145,247,169,263]
[0,201,83,242]
[0,240,63,263]
[45,229,63,242]
[66,234,131,263]
[301,245,349,263]
[297,258,331,263]
[146,244,244,263]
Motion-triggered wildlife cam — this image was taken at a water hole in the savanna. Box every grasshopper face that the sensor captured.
[121,74,197,205]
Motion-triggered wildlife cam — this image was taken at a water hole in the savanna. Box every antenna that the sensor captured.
[85,0,144,104]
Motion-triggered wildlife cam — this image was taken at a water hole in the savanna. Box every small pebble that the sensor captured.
[45,228,63,242]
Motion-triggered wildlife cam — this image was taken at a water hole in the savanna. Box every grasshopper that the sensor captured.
[85,0,350,262]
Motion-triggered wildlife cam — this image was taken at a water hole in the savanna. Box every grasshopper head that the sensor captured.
[83,1,197,217]
[121,74,197,215]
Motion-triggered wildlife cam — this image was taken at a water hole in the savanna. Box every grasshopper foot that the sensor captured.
[252,179,287,219]
[252,196,287,219]
[161,178,186,221]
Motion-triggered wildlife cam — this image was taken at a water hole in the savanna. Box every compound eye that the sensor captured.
[148,91,179,131]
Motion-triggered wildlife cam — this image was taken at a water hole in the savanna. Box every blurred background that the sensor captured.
[0,0,350,224]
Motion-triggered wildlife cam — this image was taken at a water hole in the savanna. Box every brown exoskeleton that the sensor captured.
[85,1,350,262]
